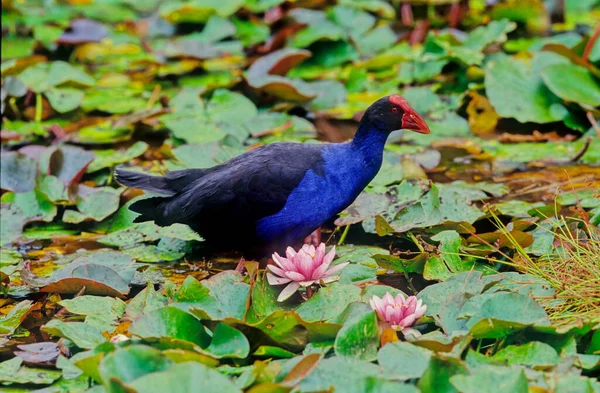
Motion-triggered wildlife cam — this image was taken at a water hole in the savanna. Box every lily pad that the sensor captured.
[128,362,242,393]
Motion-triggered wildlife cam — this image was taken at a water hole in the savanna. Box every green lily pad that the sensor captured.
[485,54,568,123]
[467,292,551,338]
[0,300,33,335]
[205,322,250,359]
[87,141,149,173]
[59,295,126,332]
[128,362,242,393]
[176,271,250,320]
[296,284,362,323]
[1,189,57,223]
[98,345,174,386]
[0,152,38,193]
[450,366,528,393]
[492,341,560,369]
[378,341,433,380]
[42,319,106,349]
[333,303,379,361]
[541,63,600,107]
[129,306,211,348]
[0,357,62,385]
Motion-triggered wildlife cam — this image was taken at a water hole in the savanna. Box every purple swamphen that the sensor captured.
[115,95,430,253]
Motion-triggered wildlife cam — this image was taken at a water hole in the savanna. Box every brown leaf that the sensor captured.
[15,342,60,366]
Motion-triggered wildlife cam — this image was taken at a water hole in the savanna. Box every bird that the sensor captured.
[114,95,430,254]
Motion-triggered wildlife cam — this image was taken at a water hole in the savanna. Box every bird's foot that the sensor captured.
[304,227,322,246]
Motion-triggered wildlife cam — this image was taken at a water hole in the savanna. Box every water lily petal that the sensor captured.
[267,264,287,278]
[414,301,427,319]
[323,261,349,277]
[401,327,422,339]
[273,253,296,272]
[383,292,396,305]
[297,253,315,278]
[322,246,336,268]
[404,296,417,315]
[394,292,407,305]
[299,280,316,287]
[285,271,306,281]
[320,274,340,284]
[398,313,418,328]
[277,281,300,302]
[314,243,326,264]
[285,247,297,259]
[266,272,292,285]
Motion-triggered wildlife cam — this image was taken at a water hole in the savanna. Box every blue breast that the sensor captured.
[256,126,388,243]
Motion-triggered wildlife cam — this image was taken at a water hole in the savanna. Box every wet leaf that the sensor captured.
[467,292,551,338]
[296,284,362,323]
[485,54,568,123]
[450,366,528,393]
[0,357,62,385]
[0,151,38,192]
[49,145,96,186]
[98,345,173,386]
[125,283,169,320]
[177,271,250,320]
[205,322,250,359]
[65,185,122,223]
[1,189,57,223]
[492,341,560,369]
[0,203,27,245]
[14,342,61,366]
[541,63,600,107]
[58,19,109,44]
[128,362,242,393]
[87,141,149,173]
[129,306,211,348]
[246,49,315,101]
[333,303,379,361]
[0,299,33,334]
[59,295,126,332]
[42,319,106,349]
[378,341,432,380]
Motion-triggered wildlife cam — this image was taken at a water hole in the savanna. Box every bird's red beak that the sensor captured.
[401,111,430,134]
[389,95,431,134]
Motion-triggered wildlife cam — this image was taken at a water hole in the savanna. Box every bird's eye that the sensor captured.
[391,107,398,112]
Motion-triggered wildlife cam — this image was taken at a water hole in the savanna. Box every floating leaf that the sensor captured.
[129,306,211,348]
[378,341,432,380]
[0,151,38,193]
[541,64,600,107]
[0,300,33,334]
[485,54,568,123]
[0,357,62,385]
[205,322,250,359]
[450,366,528,393]
[246,49,315,101]
[333,303,379,361]
[177,271,250,320]
[128,362,242,393]
[14,342,60,366]
[98,345,173,386]
[42,319,106,349]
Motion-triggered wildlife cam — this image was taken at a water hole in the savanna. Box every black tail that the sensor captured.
[114,167,207,196]
[114,167,208,225]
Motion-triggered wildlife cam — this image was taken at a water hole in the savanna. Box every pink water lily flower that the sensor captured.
[267,243,349,302]
[370,292,427,337]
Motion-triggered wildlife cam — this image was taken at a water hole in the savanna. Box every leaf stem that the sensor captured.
[338,225,350,245]
[35,93,42,122]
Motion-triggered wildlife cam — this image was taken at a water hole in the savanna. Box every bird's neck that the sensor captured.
[349,120,388,168]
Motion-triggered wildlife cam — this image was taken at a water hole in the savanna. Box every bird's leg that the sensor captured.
[303,227,322,246]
